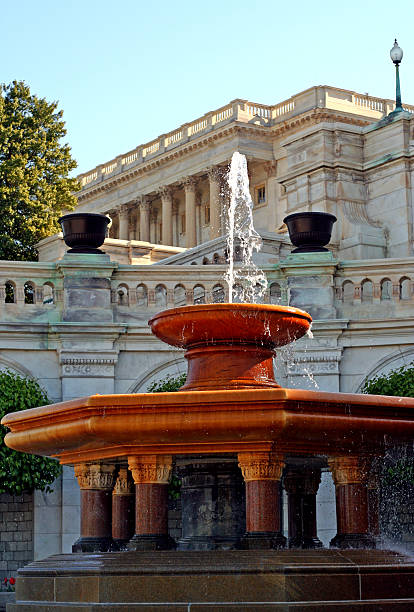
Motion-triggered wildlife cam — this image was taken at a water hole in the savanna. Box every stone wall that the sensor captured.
[0,493,33,579]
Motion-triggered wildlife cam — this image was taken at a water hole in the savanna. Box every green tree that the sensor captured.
[361,362,414,398]
[147,373,187,393]
[0,80,78,261]
[0,370,61,495]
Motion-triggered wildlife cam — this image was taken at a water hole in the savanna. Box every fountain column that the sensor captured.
[238,451,286,549]
[72,463,117,552]
[112,467,135,549]
[284,466,323,549]
[329,456,376,549]
[127,455,175,550]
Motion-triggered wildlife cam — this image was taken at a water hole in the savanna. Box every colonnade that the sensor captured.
[72,452,379,553]
[108,166,224,248]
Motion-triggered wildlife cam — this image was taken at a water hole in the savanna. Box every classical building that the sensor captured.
[1,85,414,572]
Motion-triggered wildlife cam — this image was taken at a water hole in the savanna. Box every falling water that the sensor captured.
[224,152,267,303]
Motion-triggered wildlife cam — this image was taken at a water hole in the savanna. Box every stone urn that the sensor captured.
[58,213,110,254]
[283,212,337,253]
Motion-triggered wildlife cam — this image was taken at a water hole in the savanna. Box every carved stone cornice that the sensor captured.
[128,455,172,484]
[328,456,368,486]
[74,463,117,491]
[238,452,284,482]
[113,467,134,496]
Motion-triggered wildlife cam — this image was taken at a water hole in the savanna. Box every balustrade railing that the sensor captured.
[78,86,414,191]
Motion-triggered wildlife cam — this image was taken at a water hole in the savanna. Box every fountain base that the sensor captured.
[9,550,414,611]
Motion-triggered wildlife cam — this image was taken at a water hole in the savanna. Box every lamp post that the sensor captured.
[390,39,403,112]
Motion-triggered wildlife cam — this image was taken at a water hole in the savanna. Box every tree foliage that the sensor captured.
[147,373,187,393]
[0,80,78,261]
[361,362,414,398]
[0,370,61,495]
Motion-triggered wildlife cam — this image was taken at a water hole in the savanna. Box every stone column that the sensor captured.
[139,196,151,242]
[238,451,286,549]
[159,187,173,246]
[328,456,376,549]
[183,177,197,248]
[208,167,222,240]
[127,455,175,550]
[150,209,158,244]
[118,204,130,240]
[177,457,245,550]
[72,463,117,552]
[112,467,135,549]
[284,467,322,549]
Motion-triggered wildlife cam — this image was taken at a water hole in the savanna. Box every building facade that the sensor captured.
[1,85,414,566]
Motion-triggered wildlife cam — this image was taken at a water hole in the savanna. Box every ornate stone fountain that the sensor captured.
[3,298,414,609]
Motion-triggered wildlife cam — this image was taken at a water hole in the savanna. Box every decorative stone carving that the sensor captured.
[74,463,117,490]
[328,456,368,486]
[207,166,222,184]
[128,455,172,484]
[158,186,173,201]
[238,452,284,482]
[183,176,197,193]
[113,467,134,496]
[137,195,151,212]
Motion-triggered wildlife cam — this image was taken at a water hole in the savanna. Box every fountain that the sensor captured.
[3,156,414,609]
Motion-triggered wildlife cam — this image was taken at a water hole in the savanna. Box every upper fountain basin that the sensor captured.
[148,303,312,350]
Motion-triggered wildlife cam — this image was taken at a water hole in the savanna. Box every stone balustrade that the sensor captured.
[77,85,414,191]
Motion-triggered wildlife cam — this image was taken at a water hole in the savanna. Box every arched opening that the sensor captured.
[400,277,411,300]
[117,284,129,306]
[232,284,243,303]
[24,282,35,304]
[212,284,225,303]
[155,284,167,308]
[193,284,206,305]
[136,284,148,307]
[4,281,16,304]
[342,280,354,302]
[42,282,54,305]
[174,284,186,307]
[380,278,392,301]
[269,282,281,305]
[361,279,373,303]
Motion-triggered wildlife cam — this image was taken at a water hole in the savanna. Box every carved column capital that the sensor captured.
[238,452,284,482]
[158,186,173,201]
[328,456,368,486]
[128,455,172,484]
[183,176,197,193]
[264,160,277,177]
[207,165,222,184]
[117,203,130,218]
[284,468,321,495]
[113,467,134,496]
[74,463,117,491]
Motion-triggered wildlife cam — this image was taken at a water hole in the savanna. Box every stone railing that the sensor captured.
[78,85,414,190]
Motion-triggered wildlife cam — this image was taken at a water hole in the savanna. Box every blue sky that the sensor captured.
[2,0,414,175]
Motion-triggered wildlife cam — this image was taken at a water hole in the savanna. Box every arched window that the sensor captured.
[213,253,220,265]
[174,284,186,307]
[380,278,392,301]
[24,281,35,304]
[155,284,167,308]
[212,284,225,303]
[269,282,281,304]
[43,282,54,305]
[254,283,265,304]
[400,277,411,300]
[232,284,243,303]
[117,284,129,306]
[342,280,354,302]
[193,284,206,305]
[202,257,209,265]
[361,279,373,303]
[136,284,148,307]
[4,281,15,304]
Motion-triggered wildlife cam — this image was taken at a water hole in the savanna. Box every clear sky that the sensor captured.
[1,0,414,175]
